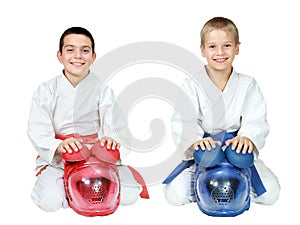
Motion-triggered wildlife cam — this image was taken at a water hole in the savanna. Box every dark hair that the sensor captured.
[59,27,95,53]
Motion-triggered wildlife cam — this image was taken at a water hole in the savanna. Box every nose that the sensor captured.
[74,49,82,58]
[216,46,224,55]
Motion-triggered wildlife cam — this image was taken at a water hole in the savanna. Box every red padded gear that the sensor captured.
[62,145,90,162]
[91,142,120,164]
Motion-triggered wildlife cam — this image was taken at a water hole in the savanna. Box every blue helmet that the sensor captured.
[194,159,251,217]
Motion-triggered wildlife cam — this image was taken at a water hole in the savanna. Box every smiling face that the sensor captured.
[57,34,96,85]
[201,29,240,74]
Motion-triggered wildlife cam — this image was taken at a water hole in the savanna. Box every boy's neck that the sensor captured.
[206,66,232,92]
[63,70,90,87]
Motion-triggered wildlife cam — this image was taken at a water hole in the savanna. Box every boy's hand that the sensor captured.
[57,137,83,154]
[225,136,254,154]
[193,137,222,151]
[100,136,120,150]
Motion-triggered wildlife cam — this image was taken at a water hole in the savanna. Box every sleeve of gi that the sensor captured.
[171,78,205,160]
[98,85,131,149]
[238,78,270,150]
[27,83,62,166]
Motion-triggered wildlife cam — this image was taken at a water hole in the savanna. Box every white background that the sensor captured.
[0,0,299,224]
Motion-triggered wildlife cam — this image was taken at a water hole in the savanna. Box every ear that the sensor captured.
[92,52,97,63]
[57,51,63,63]
[200,44,206,57]
[235,42,240,55]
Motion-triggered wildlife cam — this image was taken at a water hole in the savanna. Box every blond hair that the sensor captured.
[200,17,240,46]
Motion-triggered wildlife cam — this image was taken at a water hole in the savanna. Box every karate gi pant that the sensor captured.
[31,165,143,212]
[163,159,280,206]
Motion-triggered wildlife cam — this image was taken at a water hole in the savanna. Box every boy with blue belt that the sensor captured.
[163,17,280,210]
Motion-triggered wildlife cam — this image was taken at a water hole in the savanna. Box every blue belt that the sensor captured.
[162,131,266,196]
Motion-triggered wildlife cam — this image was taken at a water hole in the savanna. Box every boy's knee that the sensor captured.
[164,184,193,206]
[163,170,195,206]
[37,195,63,212]
[118,165,142,205]
[252,179,280,205]
[31,188,68,212]
[120,185,141,205]
[252,159,281,205]
[31,172,68,212]
[255,184,280,205]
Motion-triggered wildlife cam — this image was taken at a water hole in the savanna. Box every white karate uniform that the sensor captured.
[28,72,142,212]
[164,66,280,206]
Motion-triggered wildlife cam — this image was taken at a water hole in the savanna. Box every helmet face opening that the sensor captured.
[77,177,111,204]
[207,178,239,205]
[195,161,251,217]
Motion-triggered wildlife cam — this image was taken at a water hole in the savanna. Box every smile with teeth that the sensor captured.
[214,58,227,63]
[71,62,85,67]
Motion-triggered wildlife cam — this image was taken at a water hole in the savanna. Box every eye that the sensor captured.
[208,45,216,49]
[82,49,90,53]
[66,48,74,52]
[224,44,232,48]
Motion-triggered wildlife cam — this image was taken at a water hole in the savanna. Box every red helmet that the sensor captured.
[63,144,121,216]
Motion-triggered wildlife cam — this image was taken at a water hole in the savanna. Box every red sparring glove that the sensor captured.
[91,142,121,164]
[62,145,91,162]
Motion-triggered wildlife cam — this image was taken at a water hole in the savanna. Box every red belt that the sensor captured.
[39,133,150,199]
[55,133,99,143]
[35,133,99,176]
